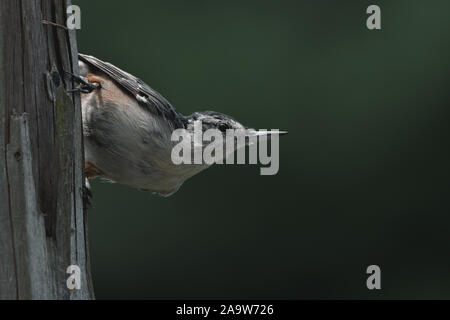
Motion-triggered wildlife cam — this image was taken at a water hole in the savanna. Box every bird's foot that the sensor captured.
[64,70,101,93]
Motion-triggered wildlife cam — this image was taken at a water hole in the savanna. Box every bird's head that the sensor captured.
[165,110,287,194]
[185,110,287,140]
[182,110,287,160]
[186,111,245,133]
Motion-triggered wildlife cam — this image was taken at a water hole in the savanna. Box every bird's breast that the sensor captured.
[81,86,188,194]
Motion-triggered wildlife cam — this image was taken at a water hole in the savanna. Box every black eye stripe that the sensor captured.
[218,123,228,132]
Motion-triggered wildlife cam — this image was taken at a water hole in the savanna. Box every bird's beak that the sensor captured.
[245,129,288,138]
[243,129,288,145]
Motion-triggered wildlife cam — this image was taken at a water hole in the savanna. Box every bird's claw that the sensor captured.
[64,70,101,93]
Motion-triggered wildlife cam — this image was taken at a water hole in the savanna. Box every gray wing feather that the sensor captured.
[78,53,185,128]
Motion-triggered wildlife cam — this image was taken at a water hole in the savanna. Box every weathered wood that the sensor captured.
[6,114,52,299]
[0,0,93,299]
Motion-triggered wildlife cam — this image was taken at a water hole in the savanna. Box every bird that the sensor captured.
[74,53,287,197]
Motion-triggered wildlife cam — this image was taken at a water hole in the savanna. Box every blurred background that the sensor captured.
[73,0,450,299]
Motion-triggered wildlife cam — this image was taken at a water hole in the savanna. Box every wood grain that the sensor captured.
[0,0,93,299]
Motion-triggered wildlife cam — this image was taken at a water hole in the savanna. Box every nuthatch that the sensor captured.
[75,54,287,196]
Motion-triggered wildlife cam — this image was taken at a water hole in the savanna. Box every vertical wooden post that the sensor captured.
[0,0,93,299]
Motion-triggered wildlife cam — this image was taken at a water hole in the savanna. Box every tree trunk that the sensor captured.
[0,0,93,299]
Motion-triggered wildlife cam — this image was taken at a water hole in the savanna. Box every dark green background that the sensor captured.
[73,0,450,299]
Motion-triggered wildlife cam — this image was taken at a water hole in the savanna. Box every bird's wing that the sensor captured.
[78,53,184,128]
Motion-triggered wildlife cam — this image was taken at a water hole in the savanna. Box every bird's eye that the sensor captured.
[218,123,229,132]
